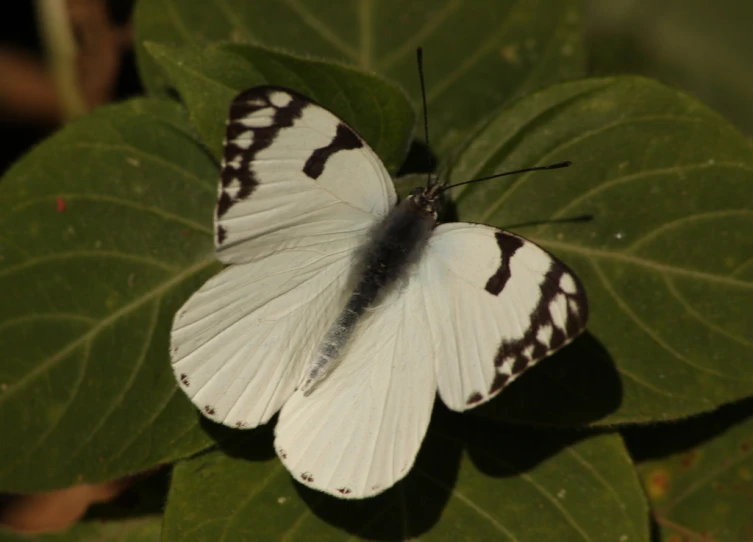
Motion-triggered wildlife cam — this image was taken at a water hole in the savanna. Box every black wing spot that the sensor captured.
[303,123,363,179]
[216,225,227,245]
[485,233,524,295]
[179,373,190,387]
[490,372,510,394]
[336,487,352,495]
[216,191,232,218]
[512,356,529,374]
[466,392,484,406]
[278,448,287,459]
[301,472,314,483]
[204,405,216,416]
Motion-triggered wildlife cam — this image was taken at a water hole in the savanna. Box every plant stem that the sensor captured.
[35,0,87,120]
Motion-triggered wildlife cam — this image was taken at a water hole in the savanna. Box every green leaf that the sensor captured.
[449,76,753,425]
[0,517,161,542]
[145,42,414,171]
[134,0,585,153]
[633,403,753,541]
[0,99,219,492]
[163,413,648,541]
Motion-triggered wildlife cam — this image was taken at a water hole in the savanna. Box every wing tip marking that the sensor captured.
[466,391,484,406]
[490,372,510,394]
[218,86,307,218]
[487,256,588,397]
[216,225,227,245]
[216,191,232,218]
[511,355,529,374]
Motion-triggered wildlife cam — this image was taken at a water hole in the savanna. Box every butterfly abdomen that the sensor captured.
[299,196,437,395]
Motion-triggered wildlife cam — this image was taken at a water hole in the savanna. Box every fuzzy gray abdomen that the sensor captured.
[299,197,437,394]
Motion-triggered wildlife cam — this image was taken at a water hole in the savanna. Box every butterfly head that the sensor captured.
[408,184,442,219]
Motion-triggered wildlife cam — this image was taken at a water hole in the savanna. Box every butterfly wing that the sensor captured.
[274,279,436,499]
[215,86,396,263]
[171,86,396,429]
[420,223,588,411]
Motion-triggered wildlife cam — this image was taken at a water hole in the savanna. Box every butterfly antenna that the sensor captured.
[416,47,433,188]
[439,161,572,193]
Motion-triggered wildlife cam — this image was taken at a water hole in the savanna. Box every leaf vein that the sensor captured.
[417,469,521,540]
[663,275,753,346]
[67,299,162,460]
[624,209,753,254]
[0,256,215,404]
[590,261,729,378]
[0,251,178,281]
[282,0,359,61]
[479,115,709,223]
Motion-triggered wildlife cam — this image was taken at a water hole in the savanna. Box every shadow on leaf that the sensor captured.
[288,401,461,540]
[623,396,753,462]
[292,403,596,539]
[189,335,620,538]
[209,416,278,462]
[473,331,622,426]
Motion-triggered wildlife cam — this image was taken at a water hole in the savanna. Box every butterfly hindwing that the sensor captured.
[420,223,588,411]
[171,238,357,428]
[274,277,436,498]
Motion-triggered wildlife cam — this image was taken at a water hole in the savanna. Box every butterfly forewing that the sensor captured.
[420,223,588,411]
[216,86,396,264]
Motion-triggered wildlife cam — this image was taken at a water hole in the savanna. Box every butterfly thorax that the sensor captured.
[299,192,439,395]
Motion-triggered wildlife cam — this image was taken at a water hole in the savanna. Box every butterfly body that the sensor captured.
[171,85,588,499]
[301,192,438,394]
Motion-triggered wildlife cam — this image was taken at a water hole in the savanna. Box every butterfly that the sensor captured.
[170,84,588,499]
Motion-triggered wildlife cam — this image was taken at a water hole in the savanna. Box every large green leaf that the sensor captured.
[0,99,219,492]
[632,402,753,541]
[0,517,161,542]
[145,42,414,171]
[449,76,753,425]
[163,412,648,541]
[134,0,585,153]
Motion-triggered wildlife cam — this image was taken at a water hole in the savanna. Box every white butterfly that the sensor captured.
[170,85,588,499]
